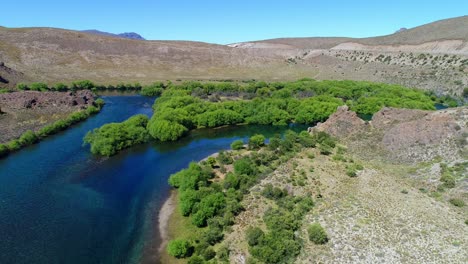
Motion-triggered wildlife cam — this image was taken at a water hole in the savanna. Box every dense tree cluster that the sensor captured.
[145,79,441,141]
[166,130,333,262]
[17,80,147,92]
[83,114,149,156]
[0,99,104,159]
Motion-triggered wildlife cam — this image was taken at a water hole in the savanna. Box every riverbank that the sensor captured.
[158,190,202,264]
[158,190,176,255]
[0,90,98,143]
[0,100,104,158]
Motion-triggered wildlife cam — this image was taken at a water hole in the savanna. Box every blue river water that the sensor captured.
[0,95,307,264]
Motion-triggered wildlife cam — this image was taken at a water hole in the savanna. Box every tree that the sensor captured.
[248,134,265,149]
[231,140,244,150]
[83,114,149,156]
[167,239,192,258]
[308,223,328,244]
[246,227,264,246]
[147,118,188,141]
[234,157,257,176]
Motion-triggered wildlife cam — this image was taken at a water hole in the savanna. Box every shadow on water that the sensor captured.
[0,94,309,264]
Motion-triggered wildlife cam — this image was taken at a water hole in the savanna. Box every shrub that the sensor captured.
[0,144,9,158]
[246,227,264,246]
[53,83,68,91]
[187,255,204,264]
[94,98,105,108]
[147,118,188,141]
[206,156,217,168]
[71,80,95,90]
[248,134,265,149]
[217,150,233,164]
[29,82,49,91]
[18,130,38,146]
[308,223,328,244]
[449,198,465,207]
[440,171,456,188]
[141,82,164,96]
[233,157,257,176]
[261,184,287,200]
[167,239,192,258]
[231,140,244,150]
[7,140,21,151]
[17,83,28,90]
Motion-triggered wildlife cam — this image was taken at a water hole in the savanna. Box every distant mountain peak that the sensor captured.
[81,30,145,40]
[394,27,408,33]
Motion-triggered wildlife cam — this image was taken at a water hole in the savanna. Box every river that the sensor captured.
[0,95,307,264]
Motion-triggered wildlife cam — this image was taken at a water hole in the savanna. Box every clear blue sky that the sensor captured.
[1,0,466,44]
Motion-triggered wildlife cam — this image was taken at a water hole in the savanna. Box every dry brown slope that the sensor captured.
[0,27,318,85]
[251,16,468,49]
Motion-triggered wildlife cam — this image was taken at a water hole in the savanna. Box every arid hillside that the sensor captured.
[0,16,467,94]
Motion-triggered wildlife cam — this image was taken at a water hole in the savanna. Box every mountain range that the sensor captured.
[81,30,145,40]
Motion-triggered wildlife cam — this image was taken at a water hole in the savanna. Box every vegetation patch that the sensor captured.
[83,114,150,156]
[165,131,332,262]
[0,98,104,159]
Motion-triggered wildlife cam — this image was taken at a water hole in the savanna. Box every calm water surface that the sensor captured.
[0,95,306,264]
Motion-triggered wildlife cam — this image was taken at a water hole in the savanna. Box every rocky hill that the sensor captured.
[220,105,467,263]
[0,16,467,95]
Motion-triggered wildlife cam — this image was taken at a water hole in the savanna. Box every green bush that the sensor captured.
[231,140,244,150]
[449,198,465,207]
[262,184,287,200]
[72,80,95,90]
[140,82,164,96]
[0,144,9,158]
[17,83,28,90]
[308,223,328,244]
[187,255,204,264]
[7,139,21,151]
[167,239,192,258]
[233,157,257,176]
[440,165,456,188]
[248,134,265,149]
[147,118,188,141]
[246,227,264,246]
[18,130,38,146]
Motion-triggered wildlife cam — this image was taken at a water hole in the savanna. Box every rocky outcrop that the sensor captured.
[0,62,25,88]
[310,105,367,137]
[310,105,467,162]
[0,90,95,110]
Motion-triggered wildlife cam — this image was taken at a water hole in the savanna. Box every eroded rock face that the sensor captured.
[311,105,367,137]
[379,108,467,162]
[310,105,467,162]
[371,107,429,130]
[0,90,95,110]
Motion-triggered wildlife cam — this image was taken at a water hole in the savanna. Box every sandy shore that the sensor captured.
[158,190,177,254]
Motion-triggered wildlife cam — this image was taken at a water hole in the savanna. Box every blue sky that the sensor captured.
[1,1,466,44]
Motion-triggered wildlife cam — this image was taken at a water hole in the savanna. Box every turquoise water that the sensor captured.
[0,95,306,264]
